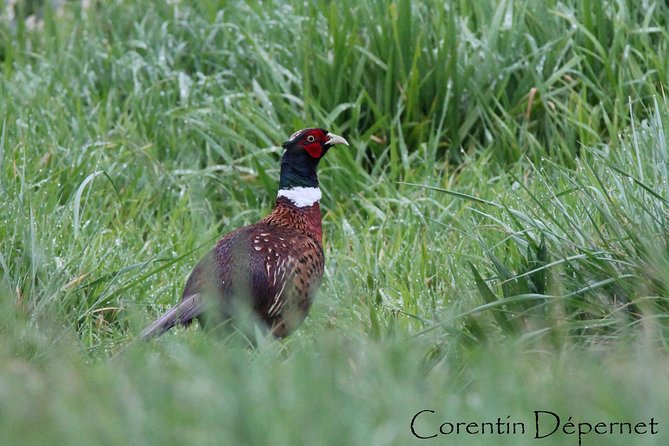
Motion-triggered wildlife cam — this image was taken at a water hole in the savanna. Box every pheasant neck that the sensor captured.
[277,186,321,208]
[278,150,319,189]
[269,150,323,241]
[262,197,323,243]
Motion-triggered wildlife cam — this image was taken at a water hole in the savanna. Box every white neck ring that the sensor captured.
[277,187,321,208]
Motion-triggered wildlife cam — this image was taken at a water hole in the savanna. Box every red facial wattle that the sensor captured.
[291,129,347,159]
[304,142,323,158]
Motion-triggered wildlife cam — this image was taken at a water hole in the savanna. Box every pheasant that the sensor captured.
[139,128,349,340]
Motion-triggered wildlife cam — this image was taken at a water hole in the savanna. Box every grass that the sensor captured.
[1,0,669,444]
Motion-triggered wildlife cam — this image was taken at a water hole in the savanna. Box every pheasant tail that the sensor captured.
[139,294,204,340]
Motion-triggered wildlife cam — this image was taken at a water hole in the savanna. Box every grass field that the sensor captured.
[1,0,669,444]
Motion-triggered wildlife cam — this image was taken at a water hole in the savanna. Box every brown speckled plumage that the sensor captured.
[139,128,347,340]
[262,197,324,243]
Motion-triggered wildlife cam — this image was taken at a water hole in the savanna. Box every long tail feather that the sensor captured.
[139,294,203,340]
[111,294,204,360]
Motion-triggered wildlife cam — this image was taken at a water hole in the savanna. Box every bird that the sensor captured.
[139,128,349,340]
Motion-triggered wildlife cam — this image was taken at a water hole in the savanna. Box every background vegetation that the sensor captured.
[1,0,668,444]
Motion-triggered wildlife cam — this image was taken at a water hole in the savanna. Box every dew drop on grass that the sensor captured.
[342,219,354,237]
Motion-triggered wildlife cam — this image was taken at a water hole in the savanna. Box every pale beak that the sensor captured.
[325,132,349,147]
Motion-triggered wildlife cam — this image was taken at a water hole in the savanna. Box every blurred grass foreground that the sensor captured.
[1,0,669,445]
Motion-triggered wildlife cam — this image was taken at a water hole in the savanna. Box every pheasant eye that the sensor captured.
[306,135,315,143]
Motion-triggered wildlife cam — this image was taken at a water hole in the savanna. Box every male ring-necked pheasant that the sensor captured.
[139,128,348,339]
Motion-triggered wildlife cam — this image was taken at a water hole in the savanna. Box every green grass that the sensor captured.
[1,0,669,444]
